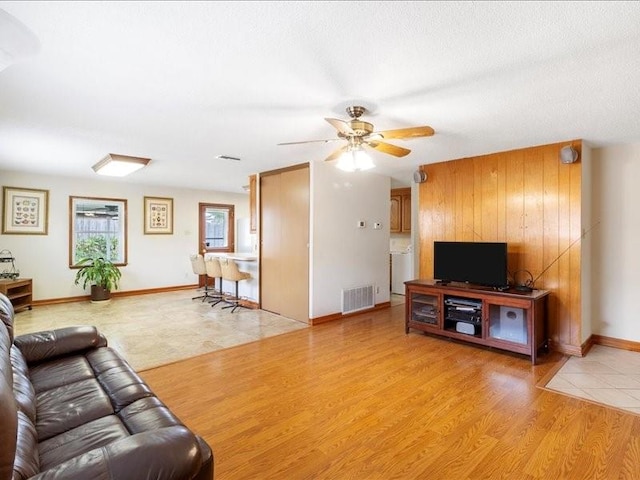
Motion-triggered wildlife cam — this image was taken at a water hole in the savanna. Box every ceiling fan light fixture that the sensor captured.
[0,9,41,72]
[336,147,375,172]
[92,153,151,177]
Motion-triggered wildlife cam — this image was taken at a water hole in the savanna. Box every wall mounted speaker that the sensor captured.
[413,169,428,183]
[559,146,579,164]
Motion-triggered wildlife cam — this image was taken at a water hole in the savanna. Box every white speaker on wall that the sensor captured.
[559,145,579,164]
[413,169,428,183]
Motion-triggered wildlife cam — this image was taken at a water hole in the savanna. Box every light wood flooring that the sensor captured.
[141,303,640,480]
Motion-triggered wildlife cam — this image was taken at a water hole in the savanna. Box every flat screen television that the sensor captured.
[433,241,508,288]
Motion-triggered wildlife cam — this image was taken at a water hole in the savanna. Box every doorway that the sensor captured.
[197,203,234,286]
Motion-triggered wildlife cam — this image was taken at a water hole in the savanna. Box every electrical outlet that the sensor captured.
[357,220,366,228]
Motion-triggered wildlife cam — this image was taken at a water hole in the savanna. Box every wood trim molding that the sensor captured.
[549,334,640,358]
[591,334,640,353]
[31,284,197,306]
[310,302,392,325]
[548,340,584,357]
[259,162,310,178]
[581,335,596,356]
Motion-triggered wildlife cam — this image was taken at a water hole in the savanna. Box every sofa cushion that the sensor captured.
[29,356,95,394]
[0,375,18,480]
[0,293,14,343]
[0,323,12,392]
[83,348,155,412]
[35,378,113,441]
[13,410,39,480]
[13,326,104,364]
[118,396,183,433]
[38,415,129,471]
[10,347,36,423]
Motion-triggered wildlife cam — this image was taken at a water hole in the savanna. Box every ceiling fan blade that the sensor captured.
[324,145,348,162]
[325,118,355,136]
[375,126,435,140]
[365,140,411,157]
[278,139,339,146]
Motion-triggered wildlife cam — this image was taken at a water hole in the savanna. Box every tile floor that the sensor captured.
[13,289,308,371]
[390,293,406,307]
[544,344,640,415]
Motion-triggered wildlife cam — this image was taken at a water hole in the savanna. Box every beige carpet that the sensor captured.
[13,290,309,371]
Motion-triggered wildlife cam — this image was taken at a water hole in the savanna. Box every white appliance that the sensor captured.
[236,217,252,253]
[391,251,414,294]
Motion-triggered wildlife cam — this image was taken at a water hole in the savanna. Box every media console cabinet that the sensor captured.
[405,279,550,364]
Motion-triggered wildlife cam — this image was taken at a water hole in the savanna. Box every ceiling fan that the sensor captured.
[277,105,435,164]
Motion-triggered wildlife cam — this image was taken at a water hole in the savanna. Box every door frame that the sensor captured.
[197,203,235,286]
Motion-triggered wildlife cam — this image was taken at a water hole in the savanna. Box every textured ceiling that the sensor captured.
[1,1,640,193]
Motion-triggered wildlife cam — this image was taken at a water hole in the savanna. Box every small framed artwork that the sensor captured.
[2,186,49,235]
[144,196,173,234]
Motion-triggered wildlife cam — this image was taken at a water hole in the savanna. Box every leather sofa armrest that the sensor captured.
[14,326,107,364]
[30,426,205,480]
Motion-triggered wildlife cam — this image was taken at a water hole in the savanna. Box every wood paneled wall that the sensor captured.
[418,140,583,354]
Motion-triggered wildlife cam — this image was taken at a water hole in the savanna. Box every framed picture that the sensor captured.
[2,186,49,235]
[144,196,173,234]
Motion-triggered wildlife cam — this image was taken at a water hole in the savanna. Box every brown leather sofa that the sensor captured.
[0,293,213,480]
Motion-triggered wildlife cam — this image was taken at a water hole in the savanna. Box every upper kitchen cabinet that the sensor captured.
[390,187,411,233]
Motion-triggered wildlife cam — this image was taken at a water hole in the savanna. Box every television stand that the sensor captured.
[405,279,549,364]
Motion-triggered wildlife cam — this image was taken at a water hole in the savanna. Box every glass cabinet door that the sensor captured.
[487,303,528,345]
[409,292,440,327]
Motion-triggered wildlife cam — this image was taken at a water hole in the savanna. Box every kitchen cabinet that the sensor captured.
[390,187,411,233]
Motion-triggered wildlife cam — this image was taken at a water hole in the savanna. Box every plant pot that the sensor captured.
[90,285,111,303]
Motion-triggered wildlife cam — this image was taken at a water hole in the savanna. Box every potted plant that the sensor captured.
[74,256,122,302]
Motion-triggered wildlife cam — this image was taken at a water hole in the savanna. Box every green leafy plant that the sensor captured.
[74,256,122,292]
[74,235,119,264]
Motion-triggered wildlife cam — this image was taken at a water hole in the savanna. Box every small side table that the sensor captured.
[0,278,33,312]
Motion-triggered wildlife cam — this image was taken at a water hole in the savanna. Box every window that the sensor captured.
[199,203,234,253]
[69,196,127,267]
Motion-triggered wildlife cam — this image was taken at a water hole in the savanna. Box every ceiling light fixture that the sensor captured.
[336,145,375,172]
[92,153,151,177]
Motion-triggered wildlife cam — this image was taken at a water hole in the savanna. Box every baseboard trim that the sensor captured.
[548,334,640,358]
[591,334,640,352]
[548,340,584,357]
[310,302,392,325]
[581,335,596,356]
[32,284,198,307]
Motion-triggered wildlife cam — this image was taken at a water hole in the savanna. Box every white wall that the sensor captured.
[310,161,391,318]
[591,143,640,341]
[0,169,249,300]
